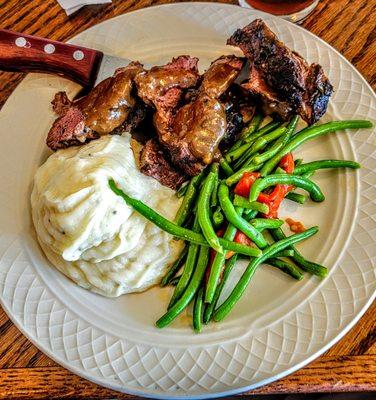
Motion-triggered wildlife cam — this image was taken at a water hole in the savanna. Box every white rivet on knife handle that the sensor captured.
[73,50,84,60]
[44,44,55,54]
[15,37,26,47]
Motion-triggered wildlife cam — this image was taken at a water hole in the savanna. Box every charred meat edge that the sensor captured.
[228,19,333,124]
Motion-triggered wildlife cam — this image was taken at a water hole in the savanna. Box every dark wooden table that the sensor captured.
[0,0,375,398]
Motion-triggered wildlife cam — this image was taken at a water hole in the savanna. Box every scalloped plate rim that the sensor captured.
[0,3,375,399]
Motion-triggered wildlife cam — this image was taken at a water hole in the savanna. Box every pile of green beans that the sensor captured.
[108,113,372,332]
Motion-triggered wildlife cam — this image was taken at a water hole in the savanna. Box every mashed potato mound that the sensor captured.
[31,134,183,297]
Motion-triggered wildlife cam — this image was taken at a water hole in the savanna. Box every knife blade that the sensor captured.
[94,53,133,85]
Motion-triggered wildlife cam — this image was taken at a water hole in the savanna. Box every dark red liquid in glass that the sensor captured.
[244,0,315,15]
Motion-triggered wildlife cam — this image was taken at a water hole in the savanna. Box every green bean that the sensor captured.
[274,166,285,174]
[247,126,287,155]
[251,136,287,166]
[218,183,268,249]
[168,275,182,286]
[260,120,372,176]
[233,195,269,214]
[285,115,300,134]
[270,227,327,277]
[205,232,235,304]
[227,139,244,153]
[205,208,243,304]
[267,258,304,280]
[243,209,258,221]
[228,141,245,154]
[285,192,307,204]
[203,255,238,324]
[240,113,264,140]
[226,142,253,163]
[109,179,261,257]
[110,179,205,242]
[244,121,282,143]
[213,227,319,321]
[175,171,205,226]
[294,160,360,175]
[168,216,200,308]
[249,174,325,203]
[210,163,220,207]
[233,144,262,170]
[232,148,257,170]
[198,172,223,253]
[219,239,261,257]
[193,287,204,332]
[274,249,295,257]
[176,182,189,198]
[160,246,188,287]
[249,218,284,231]
[156,245,209,328]
[219,158,234,176]
[295,158,304,167]
[212,207,224,228]
[225,164,260,186]
[302,170,315,179]
[240,153,260,170]
[251,116,299,166]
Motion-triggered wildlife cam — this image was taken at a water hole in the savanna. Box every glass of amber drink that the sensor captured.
[238,0,319,22]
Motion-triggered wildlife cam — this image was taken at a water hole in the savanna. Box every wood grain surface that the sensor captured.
[0,0,375,398]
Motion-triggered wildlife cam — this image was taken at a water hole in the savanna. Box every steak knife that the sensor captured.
[0,29,132,88]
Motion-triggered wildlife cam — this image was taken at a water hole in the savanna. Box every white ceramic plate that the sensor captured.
[0,3,375,398]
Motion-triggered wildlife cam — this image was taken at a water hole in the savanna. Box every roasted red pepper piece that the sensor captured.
[225,230,254,259]
[279,153,295,174]
[234,172,261,198]
[234,231,254,246]
[263,153,295,217]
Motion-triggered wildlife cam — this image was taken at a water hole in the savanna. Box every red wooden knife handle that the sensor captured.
[0,29,103,87]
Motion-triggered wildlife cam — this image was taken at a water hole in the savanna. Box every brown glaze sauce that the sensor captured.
[135,67,199,106]
[173,94,226,165]
[201,61,243,98]
[78,62,143,134]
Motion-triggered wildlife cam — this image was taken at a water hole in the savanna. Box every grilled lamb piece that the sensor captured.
[46,62,144,150]
[156,55,245,175]
[51,91,72,116]
[134,57,201,186]
[46,107,99,150]
[135,55,200,108]
[166,93,227,175]
[135,56,201,145]
[139,139,187,190]
[228,19,333,125]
